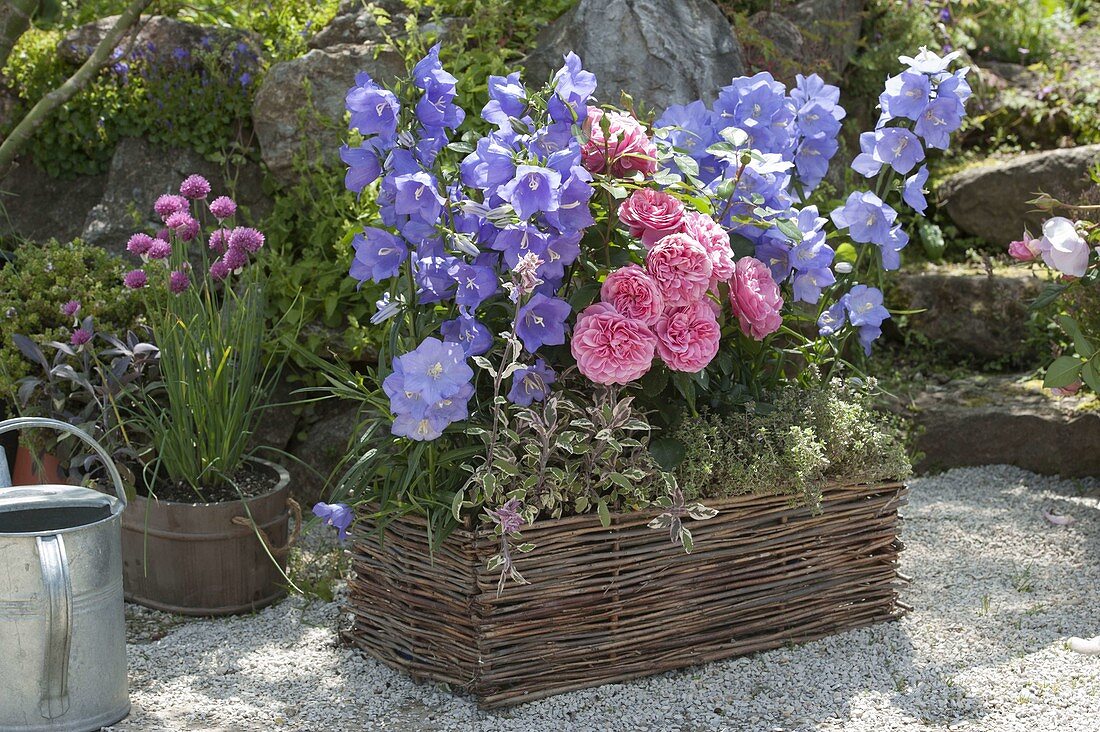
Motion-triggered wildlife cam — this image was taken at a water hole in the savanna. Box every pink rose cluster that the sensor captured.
[571,191,784,385]
[581,109,658,178]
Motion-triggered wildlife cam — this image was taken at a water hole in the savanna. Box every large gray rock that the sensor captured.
[285,400,364,508]
[252,44,405,184]
[524,0,746,109]
[0,161,107,244]
[59,15,259,67]
[940,145,1100,245]
[81,136,270,255]
[784,0,864,79]
[904,374,1100,477]
[893,266,1045,366]
[308,0,405,49]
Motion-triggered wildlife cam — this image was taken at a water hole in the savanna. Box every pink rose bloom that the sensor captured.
[582,108,657,178]
[1038,216,1089,277]
[646,233,713,307]
[655,301,721,373]
[1051,380,1083,397]
[729,256,783,340]
[618,189,685,248]
[571,302,657,385]
[601,264,664,326]
[1008,232,1041,262]
[682,211,735,285]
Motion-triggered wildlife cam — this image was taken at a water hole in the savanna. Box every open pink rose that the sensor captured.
[582,108,658,178]
[729,256,783,340]
[601,264,664,326]
[1008,232,1041,262]
[655,301,721,373]
[682,211,735,285]
[618,190,685,248]
[571,302,657,384]
[645,233,713,307]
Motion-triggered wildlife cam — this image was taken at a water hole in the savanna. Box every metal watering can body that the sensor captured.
[0,419,130,732]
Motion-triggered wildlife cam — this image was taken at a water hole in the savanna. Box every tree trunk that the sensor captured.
[0,0,153,179]
[0,0,39,71]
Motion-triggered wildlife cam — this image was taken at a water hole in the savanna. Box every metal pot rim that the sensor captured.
[0,485,124,539]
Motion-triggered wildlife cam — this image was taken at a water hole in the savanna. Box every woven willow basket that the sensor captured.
[345,480,908,708]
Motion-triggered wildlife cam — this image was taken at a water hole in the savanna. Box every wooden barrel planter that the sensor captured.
[345,480,908,707]
[121,458,294,616]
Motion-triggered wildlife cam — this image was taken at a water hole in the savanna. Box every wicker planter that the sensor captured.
[346,480,908,707]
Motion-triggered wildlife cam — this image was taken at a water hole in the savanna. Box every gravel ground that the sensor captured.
[105,465,1100,731]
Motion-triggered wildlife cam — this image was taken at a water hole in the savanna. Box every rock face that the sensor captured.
[524,0,746,109]
[906,374,1100,477]
[252,45,405,184]
[79,137,270,255]
[784,0,864,78]
[939,144,1100,245]
[307,0,406,49]
[893,266,1046,366]
[0,162,107,244]
[284,400,363,508]
[59,14,258,66]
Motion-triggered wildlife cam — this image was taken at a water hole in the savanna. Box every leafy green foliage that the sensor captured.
[0,239,142,404]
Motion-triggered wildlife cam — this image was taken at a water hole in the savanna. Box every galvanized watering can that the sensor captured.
[0,418,130,732]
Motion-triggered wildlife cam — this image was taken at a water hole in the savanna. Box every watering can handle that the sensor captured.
[0,417,128,508]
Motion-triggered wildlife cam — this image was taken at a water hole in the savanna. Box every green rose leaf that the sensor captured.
[1043,355,1084,388]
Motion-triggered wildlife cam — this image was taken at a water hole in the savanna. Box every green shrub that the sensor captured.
[0,239,143,403]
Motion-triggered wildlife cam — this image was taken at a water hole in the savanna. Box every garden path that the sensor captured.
[105,465,1100,732]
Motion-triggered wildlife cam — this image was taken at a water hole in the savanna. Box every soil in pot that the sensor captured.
[121,458,293,617]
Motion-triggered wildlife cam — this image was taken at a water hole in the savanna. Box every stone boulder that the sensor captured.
[284,400,364,508]
[252,44,405,184]
[523,0,746,110]
[308,0,405,49]
[80,136,270,255]
[59,14,259,67]
[902,374,1100,477]
[893,266,1046,366]
[939,144,1100,245]
[0,161,107,245]
[784,0,864,79]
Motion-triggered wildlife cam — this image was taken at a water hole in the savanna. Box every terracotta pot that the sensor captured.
[121,458,292,616]
[11,444,63,485]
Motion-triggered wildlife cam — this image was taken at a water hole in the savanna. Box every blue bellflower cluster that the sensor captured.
[382,338,475,441]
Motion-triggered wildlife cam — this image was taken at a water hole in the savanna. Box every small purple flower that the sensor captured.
[551,52,596,123]
[60,300,81,317]
[507,359,556,406]
[70,327,92,347]
[124,269,148,289]
[223,245,249,271]
[146,239,172,260]
[792,267,836,304]
[914,96,963,150]
[830,191,897,247]
[340,142,383,194]
[481,71,527,127]
[451,262,499,309]
[179,174,211,200]
[350,228,408,284]
[209,228,230,253]
[903,166,929,214]
[169,269,190,294]
[499,165,562,221]
[817,300,847,336]
[489,498,525,534]
[313,502,353,542]
[844,284,891,328]
[441,314,493,356]
[851,128,925,177]
[393,172,444,223]
[209,195,237,219]
[126,233,155,257]
[346,73,400,140]
[165,211,199,241]
[228,227,265,253]
[879,71,931,121]
[396,337,474,404]
[209,259,230,281]
[154,194,188,220]
[880,226,909,270]
[515,293,571,354]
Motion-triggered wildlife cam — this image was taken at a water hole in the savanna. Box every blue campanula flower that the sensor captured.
[851,128,925,177]
[844,285,890,328]
[817,300,847,336]
[450,262,499,309]
[857,324,883,355]
[515,293,572,354]
[879,71,931,121]
[794,133,838,192]
[482,72,527,127]
[350,228,407,284]
[345,73,399,140]
[755,233,794,283]
[441,313,493,356]
[899,47,962,75]
[340,141,383,194]
[393,172,445,223]
[545,173,596,232]
[414,255,459,304]
[903,166,929,214]
[499,165,562,221]
[461,134,517,190]
[549,52,596,123]
[792,267,836,304]
[507,359,557,406]
[313,502,353,541]
[395,337,474,404]
[879,226,909,270]
[830,191,897,247]
[914,96,963,150]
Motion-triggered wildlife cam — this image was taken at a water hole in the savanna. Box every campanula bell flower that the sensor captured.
[499,165,562,221]
[515,293,572,354]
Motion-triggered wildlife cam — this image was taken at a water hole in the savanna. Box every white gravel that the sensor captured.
[106,465,1100,731]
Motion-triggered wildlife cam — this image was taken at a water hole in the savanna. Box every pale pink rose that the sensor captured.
[729,256,783,340]
[1051,380,1083,397]
[570,302,657,384]
[682,211,735,285]
[618,189,685,248]
[1008,232,1041,262]
[1038,216,1089,277]
[646,233,713,307]
[655,301,721,373]
[582,108,658,178]
[601,264,664,326]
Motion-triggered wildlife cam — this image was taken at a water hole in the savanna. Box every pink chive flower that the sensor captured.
[223,245,249,271]
[655,301,722,373]
[617,189,685,248]
[156,227,170,241]
[645,233,713,307]
[179,174,211,200]
[682,211,735,285]
[70,328,92,347]
[209,259,230,281]
[123,269,148,289]
[1051,380,1083,397]
[208,228,230,253]
[168,269,190,294]
[126,233,155,257]
[1008,233,1041,262]
[146,239,172,260]
[154,194,188,220]
[581,108,658,178]
[729,257,784,340]
[60,300,81,317]
[570,302,657,385]
[162,212,200,242]
[208,195,237,219]
[228,227,265,253]
[600,264,664,326]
